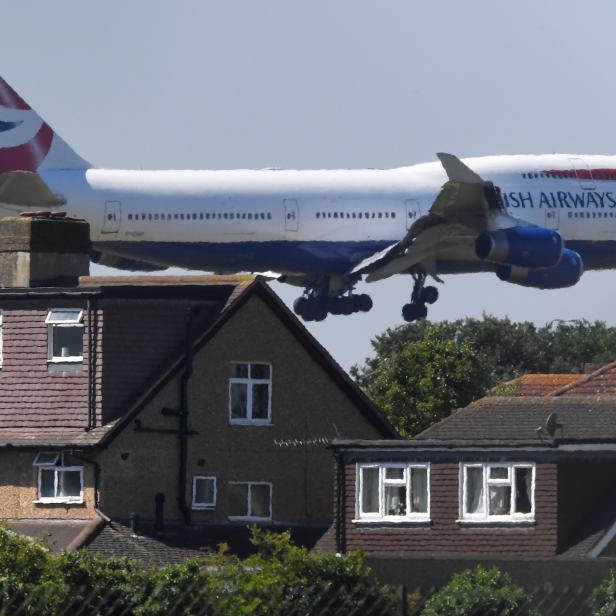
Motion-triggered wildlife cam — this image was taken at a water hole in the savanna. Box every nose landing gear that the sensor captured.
[402,274,439,322]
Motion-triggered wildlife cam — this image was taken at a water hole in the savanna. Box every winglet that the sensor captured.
[437,152,484,184]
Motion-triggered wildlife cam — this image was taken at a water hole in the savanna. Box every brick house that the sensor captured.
[318,363,616,605]
[0,274,395,555]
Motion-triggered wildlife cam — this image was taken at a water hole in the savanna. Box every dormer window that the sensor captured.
[33,451,84,504]
[46,309,84,363]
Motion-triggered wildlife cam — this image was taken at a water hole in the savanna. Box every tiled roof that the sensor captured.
[415,396,616,446]
[493,374,583,397]
[0,424,117,447]
[86,522,328,566]
[6,519,103,552]
[551,360,616,396]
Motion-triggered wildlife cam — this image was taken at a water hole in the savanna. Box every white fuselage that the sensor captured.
[18,153,616,275]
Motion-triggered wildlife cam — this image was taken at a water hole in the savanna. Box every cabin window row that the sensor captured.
[567,211,616,219]
[356,462,535,524]
[315,211,396,220]
[523,171,616,180]
[126,212,273,222]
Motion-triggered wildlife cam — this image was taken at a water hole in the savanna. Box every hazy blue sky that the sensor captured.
[3,1,616,371]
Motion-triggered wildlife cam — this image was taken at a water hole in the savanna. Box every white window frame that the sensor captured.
[33,451,84,504]
[355,463,431,523]
[46,309,84,363]
[227,481,273,521]
[459,462,535,523]
[192,475,217,510]
[228,362,272,425]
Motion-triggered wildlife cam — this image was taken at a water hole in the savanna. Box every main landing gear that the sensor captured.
[293,277,373,322]
[402,273,439,322]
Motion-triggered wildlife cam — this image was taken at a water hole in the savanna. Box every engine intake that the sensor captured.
[496,249,583,289]
[476,226,563,268]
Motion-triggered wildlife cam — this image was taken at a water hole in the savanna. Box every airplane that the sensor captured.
[0,74,609,323]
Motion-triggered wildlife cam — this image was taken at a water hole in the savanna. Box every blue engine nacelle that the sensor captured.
[475,226,564,268]
[496,249,584,289]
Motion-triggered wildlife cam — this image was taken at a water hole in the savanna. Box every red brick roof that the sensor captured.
[494,374,584,397]
[550,360,616,396]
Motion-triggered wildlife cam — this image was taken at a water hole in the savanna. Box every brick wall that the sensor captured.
[339,460,558,557]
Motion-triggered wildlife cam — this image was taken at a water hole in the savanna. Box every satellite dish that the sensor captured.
[545,413,557,436]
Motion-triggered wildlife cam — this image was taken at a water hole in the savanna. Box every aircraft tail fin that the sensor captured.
[0,76,91,172]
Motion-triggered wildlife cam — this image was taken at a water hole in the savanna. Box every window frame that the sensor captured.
[228,361,272,425]
[45,309,84,363]
[227,481,273,521]
[192,475,217,510]
[459,462,535,523]
[356,463,430,523]
[34,451,84,504]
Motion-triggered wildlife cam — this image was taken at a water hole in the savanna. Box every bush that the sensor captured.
[422,566,537,616]
[590,569,616,616]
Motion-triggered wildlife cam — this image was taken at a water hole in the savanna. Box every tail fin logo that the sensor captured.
[0,77,53,172]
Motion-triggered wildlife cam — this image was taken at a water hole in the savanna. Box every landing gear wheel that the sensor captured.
[420,286,439,305]
[402,302,428,322]
[293,297,309,318]
[356,294,373,312]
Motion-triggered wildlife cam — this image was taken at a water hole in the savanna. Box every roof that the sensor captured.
[492,374,583,397]
[551,360,616,396]
[413,395,616,447]
[6,518,103,552]
[86,521,328,566]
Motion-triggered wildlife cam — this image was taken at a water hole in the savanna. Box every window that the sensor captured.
[229,362,272,424]
[192,476,216,509]
[33,452,83,504]
[357,464,430,522]
[228,482,272,520]
[46,309,84,362]
[461,463,534,522]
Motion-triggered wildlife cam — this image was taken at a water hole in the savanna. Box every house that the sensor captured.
[0,272,395,559]
[318,362,616,609]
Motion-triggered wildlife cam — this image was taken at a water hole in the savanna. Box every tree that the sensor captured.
[422,566,537,616]
[362,326,488,437]
[352,316,616,437]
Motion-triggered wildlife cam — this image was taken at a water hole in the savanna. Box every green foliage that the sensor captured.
[360,325,488,436]
[0,524,394,616]
[422,566,537,616]
[352,315,616,436]
[590,569,616,616]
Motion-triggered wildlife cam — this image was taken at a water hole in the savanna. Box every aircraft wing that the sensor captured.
[352,153,516,282]
[0,171,65,209]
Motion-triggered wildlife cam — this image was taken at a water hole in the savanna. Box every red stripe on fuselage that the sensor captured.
[0,78,30,110]
[0,123,53,171]
[544,168,616,180]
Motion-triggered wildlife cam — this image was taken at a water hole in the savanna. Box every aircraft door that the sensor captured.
[569,157,595,190]
[545,207,559,230]
[102,201,121,234]
[405,198,421,230]
[284,198,299,232]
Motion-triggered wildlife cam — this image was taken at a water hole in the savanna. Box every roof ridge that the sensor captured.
[550,360,616,396]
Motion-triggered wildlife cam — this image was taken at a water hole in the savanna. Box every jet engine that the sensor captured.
[495,249,583,289]
[475,226,563,268]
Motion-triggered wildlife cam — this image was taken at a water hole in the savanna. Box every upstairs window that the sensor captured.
[46,309,84,362]
[228,481,272,520]
[229,362,272,424]
[461,463,535,522]
[357,463,430,522]
[192,476,216,509]
[33,452,83,504]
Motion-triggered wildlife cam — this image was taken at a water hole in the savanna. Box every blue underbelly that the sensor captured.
[93,239,395,274]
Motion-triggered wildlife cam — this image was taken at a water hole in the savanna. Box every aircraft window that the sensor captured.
[334,213,338,218]
[378,212,383,219]
[230,213,234,220]
[268,213,272,220]
[260,213,264,220]
[247,213,252,220]
[127,214,132,221]
[199,213,203,220]
[392,212,396,218]
[352,212,356,219]
[385,212,389,218]
[155,214,160,220]
[223,213,227,220]
[316,212,320,218]
[147,214,152,221]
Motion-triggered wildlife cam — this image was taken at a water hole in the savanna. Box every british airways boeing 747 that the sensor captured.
[0,75,609,322]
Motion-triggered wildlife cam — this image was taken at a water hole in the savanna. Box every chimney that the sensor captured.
[0,215,90,287]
